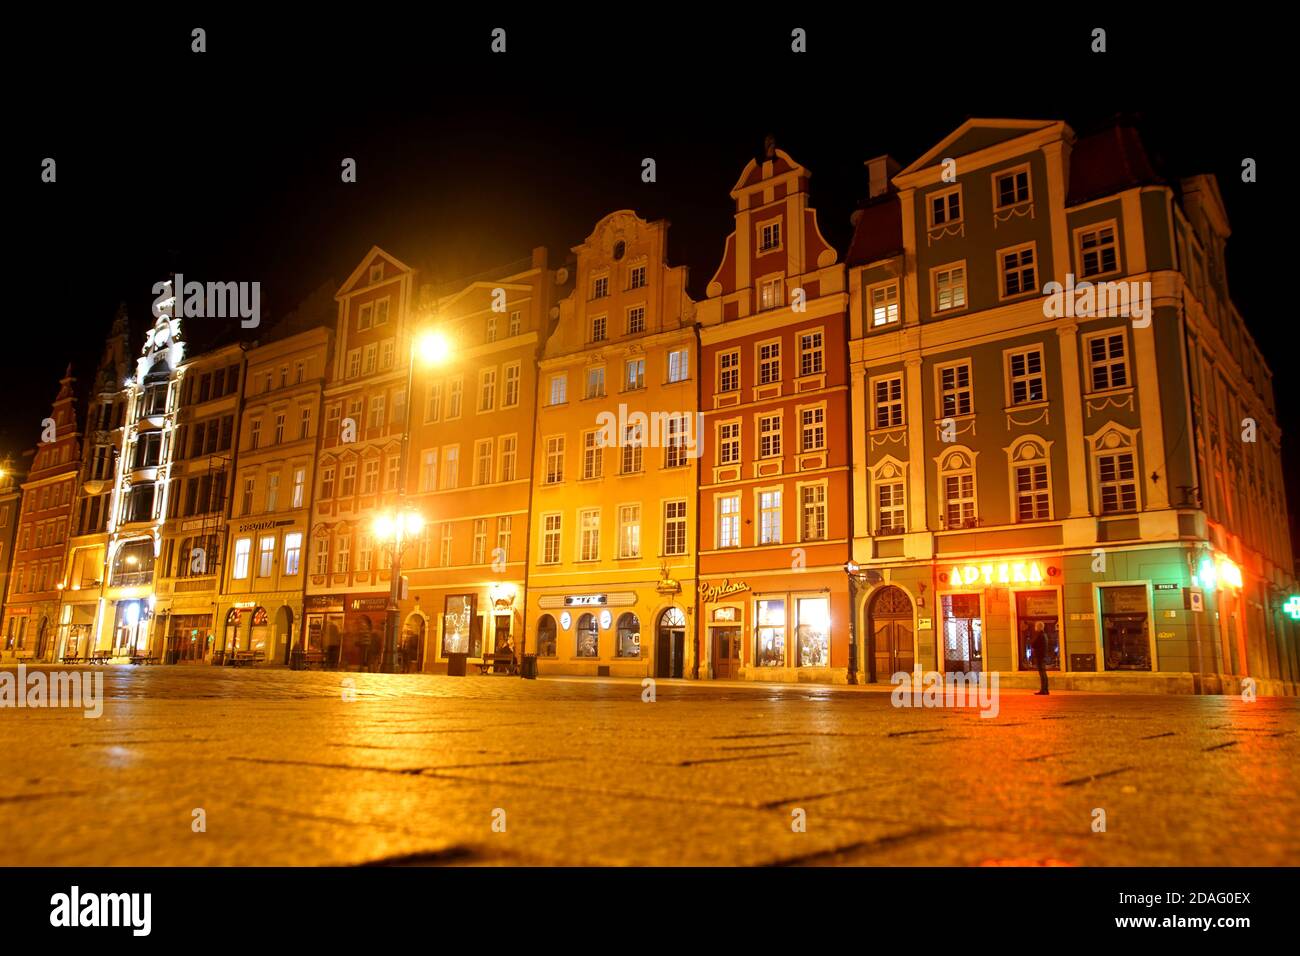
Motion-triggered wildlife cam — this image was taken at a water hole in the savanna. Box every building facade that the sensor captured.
[0,460,22,632]
[845,118,1297,693]
[59,309,131,660]
[2,368,83,661]
[696,145,853,682]
[306,247,416,670]
[96,302,187,659]
[527,212,699,678]
[403,248,559,673]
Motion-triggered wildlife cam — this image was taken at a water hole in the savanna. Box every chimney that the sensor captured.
[532,245,549,270]
[865,155,900,199]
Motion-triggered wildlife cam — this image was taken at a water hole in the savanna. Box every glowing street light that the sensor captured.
[417,330,453,366]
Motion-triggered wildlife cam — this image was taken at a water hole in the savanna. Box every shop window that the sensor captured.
[576,613,599,658]
[796,597,829,667]
[1100,585,1150,670]
[1016,591,1060,671]
[615,613,640,658]
[755,598,786,667]
[940,593,982,673]
[536,614,557,658]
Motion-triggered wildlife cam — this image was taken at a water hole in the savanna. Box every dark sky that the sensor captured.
[8,12,1287,551]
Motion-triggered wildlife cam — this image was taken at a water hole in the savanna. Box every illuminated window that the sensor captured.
[719,421,740,465]
[718,349,739,392]
[541,514,561,565]
[799,331,824,377]
[870,282,900,327]
[616,612,640,658]
[759,414,782,458]
[800,484,826,541]
[583,431,603,480]
[933,264,967,312]
[759,277,783,311]
[800,406,825,453]
[579,508,600,561]
[545,436,565,484]
[755,599,785,667]
[759,489,782,544]
[624,358,645,390]
[256,535,275,577]
[619,504,641,559]
[585,366,605,399]
[796,597,829,667]
[667,348,690,383]
[877,480,905,534]
[283,532,302,575]
[233,538,251,579]
[663,499,687,556]
[717,494,740,548]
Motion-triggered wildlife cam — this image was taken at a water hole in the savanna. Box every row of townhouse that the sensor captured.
[1,117,1296,693]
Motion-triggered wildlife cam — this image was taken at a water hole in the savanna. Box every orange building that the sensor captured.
[306,247,417,670]
[1,368,82,661]
[401,248,561,672]
[696,143,853,682]
[526,211,699,678]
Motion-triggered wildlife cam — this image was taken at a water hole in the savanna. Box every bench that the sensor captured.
[230,650,265,667]
[61,654,84,664]
[475,653,517,676]
[292,649,326,670]
[129,654,160,665]
[90,650,113,664]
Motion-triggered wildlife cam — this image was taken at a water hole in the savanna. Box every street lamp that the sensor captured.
[843,560,869,685]
[378,322,453,673]
[374,507,425,673]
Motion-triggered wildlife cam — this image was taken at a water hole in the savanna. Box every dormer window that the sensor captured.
[758,219,782,253]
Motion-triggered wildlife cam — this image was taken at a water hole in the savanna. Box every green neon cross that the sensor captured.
[1285,596,1300,621]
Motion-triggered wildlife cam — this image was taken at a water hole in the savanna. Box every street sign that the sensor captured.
[1185,587,1204,613]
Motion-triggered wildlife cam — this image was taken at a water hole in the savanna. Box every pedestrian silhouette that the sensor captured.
[1030,624,1049,695]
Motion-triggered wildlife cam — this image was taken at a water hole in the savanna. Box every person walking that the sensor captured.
[1030,623,1050,695]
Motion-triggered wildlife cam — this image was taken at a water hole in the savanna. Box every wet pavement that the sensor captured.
[1,666,1297,866]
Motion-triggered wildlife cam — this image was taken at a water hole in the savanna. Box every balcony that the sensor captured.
[110,570,154,588]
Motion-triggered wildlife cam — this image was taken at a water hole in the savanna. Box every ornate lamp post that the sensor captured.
[374,508,425,673]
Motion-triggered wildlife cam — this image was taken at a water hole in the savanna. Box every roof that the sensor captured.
[1067,122,1162,205]
[845,194,903,267]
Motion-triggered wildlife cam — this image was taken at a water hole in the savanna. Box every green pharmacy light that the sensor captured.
[1285,596,1300,621]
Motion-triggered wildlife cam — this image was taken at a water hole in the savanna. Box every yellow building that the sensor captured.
[526,211,699,678]
[149,342,244,662]
[217,310,332,664]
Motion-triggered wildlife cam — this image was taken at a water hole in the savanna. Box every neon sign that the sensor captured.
[1284,596,1300,621]
[948,561,1044,587]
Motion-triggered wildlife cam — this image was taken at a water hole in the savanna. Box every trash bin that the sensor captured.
[446,652,468,677]
[521,654,537,680]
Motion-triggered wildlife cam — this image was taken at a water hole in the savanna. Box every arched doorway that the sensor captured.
[656,607,686,679]
[869,586,914,681]
[536,614,557,659]
[249,607,270,658]
[275,606,293,665]
[575,613,599,659]
[222,607,244,662]
[403,613,426,673]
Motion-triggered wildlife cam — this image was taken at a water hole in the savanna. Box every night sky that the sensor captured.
[9,13,1286,548]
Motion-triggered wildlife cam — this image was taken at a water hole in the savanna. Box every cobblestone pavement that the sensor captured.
[1,666,1297,866]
